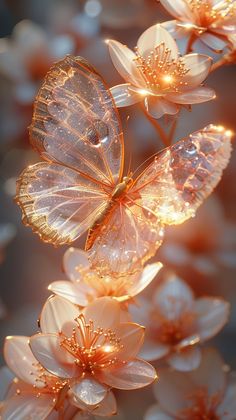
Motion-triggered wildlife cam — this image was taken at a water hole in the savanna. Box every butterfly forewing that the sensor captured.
[131,125,232,225]
[29,55,124,185]
[16,55,124,245]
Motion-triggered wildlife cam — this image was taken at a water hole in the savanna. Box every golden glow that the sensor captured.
[225,129,233,137]
[162,74,174,84]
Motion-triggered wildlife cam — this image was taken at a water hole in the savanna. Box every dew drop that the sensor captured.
[184,142,197,157]
[85,119,109,148]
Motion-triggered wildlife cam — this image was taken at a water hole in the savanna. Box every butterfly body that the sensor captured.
[15,55,232,277]
[86,176,134,251]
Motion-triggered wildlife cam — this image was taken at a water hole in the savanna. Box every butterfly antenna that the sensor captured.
[132,149,164,178]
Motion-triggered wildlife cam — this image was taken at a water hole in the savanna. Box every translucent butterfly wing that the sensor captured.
[16,55,124,245]
[88,125,231,277]
[16,163,109,245]
[132,125,232,225]
[29,55,124,185]
[88,201,164,277]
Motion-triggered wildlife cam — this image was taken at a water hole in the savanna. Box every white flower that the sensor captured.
[107,24,215,118]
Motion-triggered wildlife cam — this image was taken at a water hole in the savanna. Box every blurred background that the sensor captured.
[0,0,236,418]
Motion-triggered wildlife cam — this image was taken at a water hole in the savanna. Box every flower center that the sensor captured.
[179,388,221,420]
[59,314,123,374]
[134,43,189,94]
[84,273,130,298]
[151,311,196,345]
[188,0,236,28]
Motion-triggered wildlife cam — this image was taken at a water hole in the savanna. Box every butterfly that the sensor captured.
[16,55,232,277]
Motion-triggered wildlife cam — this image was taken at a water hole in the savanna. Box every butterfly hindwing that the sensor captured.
[132,124,232,225]
[16,163,109,245]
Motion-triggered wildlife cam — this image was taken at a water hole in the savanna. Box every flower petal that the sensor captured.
[161,20,191,38]
[200,32,228,52]
[0,367,14,400]
[98,359,156,389]
[71,377,108,406]
[137,24,179,60]
[63,247,90,282]
[189,347,226,396]
[166,87,216,104]
[48,281,90,307]
[139,337,170,362]
[83,297,120,329]
[1,389,55,420]
[167,346,201,371]
[217,373,236,419]
[4,336,45,387]
[40,295,79,334]
[160,0,194,21]
[127,263,163,297]
[30,334,79,378]
[153,275,194,320]
[181,54,212,88]
[145,97,179,119]
[110,84,142,107]
[195,297,230,341]
[107,39,145,87]
[153,369,195,415]
[114,322,145,360]
[71,388,117,416]
[144,404,174,420]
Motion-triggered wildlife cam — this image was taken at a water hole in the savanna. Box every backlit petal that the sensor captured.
[40,295,79,334]
[110,84,142,107]
[137,24,179,60]
[48,281,90,307]
[145,97,179,119]
[181,54,212,88]
[4,336,45,387]
[98,359,156,389]
[189,347,226,396]
[195,297,230,341]
[139,337,170,361]
[71,377,108,406]
[107,39,145,87]
[167,346,201,371]
[153,275,194,320]
[30,334,79,378]
[127,263,163,297]
[160,0,194,21]
[83,297,120,329]
[153,369,195,415]
[166,87,216,104]
[63,247,90,282]
[114,322,145,360]
[200,32,228,52]
[1,393,55,420]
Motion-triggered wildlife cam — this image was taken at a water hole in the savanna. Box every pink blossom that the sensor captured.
[130,274,229,371]
[29,296,156,408]
[145,347,236,420]
[48,247,162,307]
[161,0,236,52]
[107,24,215,118]
[2,335,117,419]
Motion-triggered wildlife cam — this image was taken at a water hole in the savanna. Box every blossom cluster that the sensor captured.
[1,1,236,419]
